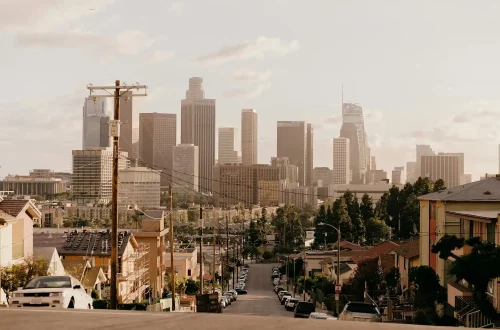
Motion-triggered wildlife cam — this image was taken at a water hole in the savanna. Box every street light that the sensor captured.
[318,222,341,316]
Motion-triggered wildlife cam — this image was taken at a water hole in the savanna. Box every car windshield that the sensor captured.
[24,276,72,289]
[289,299,298,303]
[345,303,380,314]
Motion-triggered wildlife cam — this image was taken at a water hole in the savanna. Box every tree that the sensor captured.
[408,266,446,309]
[374,193,390,224]
[131,210,143,229]
[433,178,446,192]
[248,219,262,247]
[351,216,365,244]
[384,267,401,294]
[347,258,383,300]
[342,190,360,222]
[165,276,187,294]
[364,218,390,245]
[332,198,352,242]
[360,193,375,223]
[313,205,327,247]
[185,279,199,295]
[0,257,48,300]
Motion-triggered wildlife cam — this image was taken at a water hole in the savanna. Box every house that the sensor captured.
[378,253,397,276]
[418,177,500,325]
[319,257,357,284]
[0,198,42,266]
[391,238,420,292]
[61,259,107,298]
[351,241,399,265]
[304,250,362,277]
[34,247,66,276]
[164,247,199,280]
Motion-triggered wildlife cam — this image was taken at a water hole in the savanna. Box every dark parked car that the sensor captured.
[294,301,315,318]
[235,289,248,294]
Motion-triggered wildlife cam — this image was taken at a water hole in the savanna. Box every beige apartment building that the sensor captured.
[333,137,350,184]
[218,127,239,164]
[421,153,463,188]
[118,167,161,210]
[212,164,280,207]
[241,109,258,165]
[172,144,199,193]
[279,182,318,210]
[181,77,216,193]
[139,112,177,187]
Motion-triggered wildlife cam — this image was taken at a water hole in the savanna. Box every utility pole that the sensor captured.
[241,209,245,268]
[212,229,216,293]
[226,215,229,290]
[169,185,175,311]
[199,207,204,294]
[286,255,289,291]
[218,219,223,292]
[232,235,235,289]
[87,81,147,309]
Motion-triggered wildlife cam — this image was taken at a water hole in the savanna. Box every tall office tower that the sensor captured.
[218,127,239,164]
[119,91,133,156]
[392,166,404,185]
[339,103,369,183]
[241,109,258,165]
[421,153,463,188]
[366,147,371,171]
[313,167,334,187]
[181,77,216,193]
[118,167,161,210]
[139,113,177,188]
[371,156,377,171]
[306,123,314,186]
[333,137,350,184]
[366,169,388,184]
[271,157,299,183]
[277,121,307,186]
[72,148,129,205]
[406,161,417,183]
[212,164,279,207]
[131,128,140,165]
[172,144,199,192]
[82,96,110,149]
[416,144,435,181]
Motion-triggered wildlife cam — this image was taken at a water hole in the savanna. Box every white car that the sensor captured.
[309,312,337,320]
[10,275,93,309]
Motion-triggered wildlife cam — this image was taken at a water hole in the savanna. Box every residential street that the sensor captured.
[224,263,292,317]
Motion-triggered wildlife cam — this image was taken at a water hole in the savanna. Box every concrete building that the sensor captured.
[82,96,110,149]
[339,103,369,184]
[371,156,377,171]
[280,182,317,210]
[416,144,435,180]
[212,164,279,208]
[118,167,161,210]
[313,167,333,187]
[366,170,388,184]
[0,175,66,197]
[277,121,308,186]
[218,127,239,164]
[333,137,350,184]
[119,91,134,158]
[392,166,404,185]
[35,201,65,227]
[327,182,399,202]
[181,77,216,193]
[139,113,177,188]
[421,153,463,188]
[306,123,314,186]
[131,127,140,164]
[406,161,417,183]
[172,144,199,192]
[271,157,298,184]
[72,148,129,205]
[241,109,258,165]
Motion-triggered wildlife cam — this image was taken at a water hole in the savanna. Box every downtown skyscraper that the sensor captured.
[181,77,216,193]
[218,127,239,164]
[241,109,258,165]
[277,121,312,186]
[339,103,369,183]
[82,96,110,149]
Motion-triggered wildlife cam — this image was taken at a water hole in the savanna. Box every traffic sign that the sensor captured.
[335,294,340,301]
[335,284,342,293]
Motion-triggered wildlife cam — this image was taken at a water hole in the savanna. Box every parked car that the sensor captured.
[285,298,299,311]
[338,302,382,322]
[309,312,337,320]
[294,301,315,318]
[243,265,250,269]
[9,275,93,309]
[228,290,238,298]
[275,287,284,294]
[278,291,289,301]
[280,293,292,304]
[235,288,248,294]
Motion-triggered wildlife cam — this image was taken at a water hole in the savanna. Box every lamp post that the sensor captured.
[318,222,341,316]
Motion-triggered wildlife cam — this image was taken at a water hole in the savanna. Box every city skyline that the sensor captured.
[2,1,500,181]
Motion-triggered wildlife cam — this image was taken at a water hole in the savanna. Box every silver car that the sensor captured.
[339,302,382,322]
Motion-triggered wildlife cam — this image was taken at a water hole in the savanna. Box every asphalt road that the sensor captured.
[224,263,292,317]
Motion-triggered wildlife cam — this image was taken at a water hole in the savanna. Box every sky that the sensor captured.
[1,0,500,181]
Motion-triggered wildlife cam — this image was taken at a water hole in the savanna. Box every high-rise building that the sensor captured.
[118,167,161,210]
[366,170,388,184]
[406,161,417,183]
[277,121,307,186]
[333,137,350,184]
[212,164,279,207]
[119,91,134,157]
[241,109,258,165]
[181,77,216,193]
[313,167,333,187]
[339,103,369,183]
[421,153,463,188]
[172,144,199,193]
[218,127,239,164]
[416,144,435,180]
[139,113,177,188]
[131,128,140,164]
[392,166,404,185]
[306,123,314,186]
[82,96,110,149]
[72,148,129,205]
[280,182,318,210]
[366,147,371,171]
[371,156,377,171]
[271,157,299,184]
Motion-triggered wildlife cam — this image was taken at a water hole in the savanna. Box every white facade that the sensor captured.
[82,96,110,149]
[241,109,258,165]
[218,128,239,164]
[333,137,350,184]
[172,144,199,192]
[118,167,161,210]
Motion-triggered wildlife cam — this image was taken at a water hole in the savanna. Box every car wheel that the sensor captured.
[68,298,75,309]
[88,303,92,309]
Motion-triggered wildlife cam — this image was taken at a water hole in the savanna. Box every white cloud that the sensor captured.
[148,50,176,63]
[197,36,300,64]
[223,82,272,99]
[231,68,272,83]
[0,0,119,32]
[168,1,184,14]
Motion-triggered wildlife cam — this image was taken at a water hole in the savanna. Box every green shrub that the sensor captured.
[92,299,109,309]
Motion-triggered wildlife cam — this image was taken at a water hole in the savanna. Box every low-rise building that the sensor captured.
[164,247,199,280]
[327,183,402,202]
[392,238,420,292]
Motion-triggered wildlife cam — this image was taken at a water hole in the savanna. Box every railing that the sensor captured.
[465,310,493,328]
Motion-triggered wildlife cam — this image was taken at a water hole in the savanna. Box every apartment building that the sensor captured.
[118,167,161,210]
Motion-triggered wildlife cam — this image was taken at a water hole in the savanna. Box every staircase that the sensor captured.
[455,296,493,328]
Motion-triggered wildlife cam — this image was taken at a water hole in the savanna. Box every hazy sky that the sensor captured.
[1,0,500,181]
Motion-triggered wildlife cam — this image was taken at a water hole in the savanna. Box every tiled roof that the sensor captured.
[34,230,132,257]
[0,199,29,217]
[379,254,396,274]
[351,241,399,264]
[338,240,365,251]
[392,238,419,260]
[419,177,500,202]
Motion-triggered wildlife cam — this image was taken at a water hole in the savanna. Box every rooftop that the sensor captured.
[419,177,500,202]
[0,199,29,217]
[351,241,399,265]
[392,239,420,260]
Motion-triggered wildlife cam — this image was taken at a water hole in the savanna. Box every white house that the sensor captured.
[34,247,66,276]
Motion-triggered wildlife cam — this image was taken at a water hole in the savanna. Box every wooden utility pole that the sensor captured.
[169,185,175,311]
[87,81,147,309]
[199,207,204,294]
[212,232,216,293]
[218,220,223,291]
[226,215,229,290]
